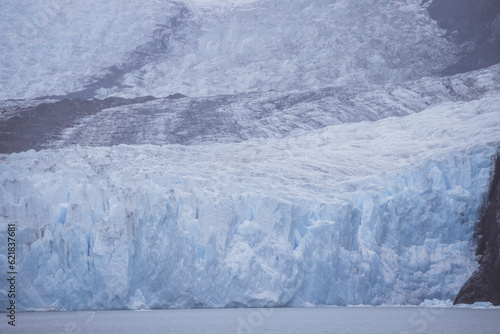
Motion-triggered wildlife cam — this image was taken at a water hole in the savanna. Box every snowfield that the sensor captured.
[1,91,499,310]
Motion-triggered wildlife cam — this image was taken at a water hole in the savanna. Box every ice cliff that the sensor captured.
[1,93,499,310]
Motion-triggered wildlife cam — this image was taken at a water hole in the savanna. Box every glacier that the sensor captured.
[1,92,499,310]
[0,0,457,100]
[1,0,500,312]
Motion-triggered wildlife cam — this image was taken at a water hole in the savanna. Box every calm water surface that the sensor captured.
[5,307,500,334]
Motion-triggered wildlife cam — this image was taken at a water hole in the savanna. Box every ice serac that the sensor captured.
[454,155,500,306]
[1,94,499,311]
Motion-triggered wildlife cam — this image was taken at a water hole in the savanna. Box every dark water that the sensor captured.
[3,307,500,334]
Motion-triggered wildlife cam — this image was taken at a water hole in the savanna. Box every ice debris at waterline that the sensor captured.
[0,93,499,311]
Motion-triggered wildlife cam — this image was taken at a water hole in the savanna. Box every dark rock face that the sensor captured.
[454,154,500,305]
[428,0,500,75]
[0,96,156,154]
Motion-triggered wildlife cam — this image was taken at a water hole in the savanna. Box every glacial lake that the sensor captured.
[6,307,500,334]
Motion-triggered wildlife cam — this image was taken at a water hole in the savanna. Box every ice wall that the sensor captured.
[1,94,499,310]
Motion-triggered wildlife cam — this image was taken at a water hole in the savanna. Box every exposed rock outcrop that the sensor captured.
[454,154,500,305]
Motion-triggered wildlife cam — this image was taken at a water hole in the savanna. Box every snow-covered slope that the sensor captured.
[1,92,499,310]
[0,0,455,100]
